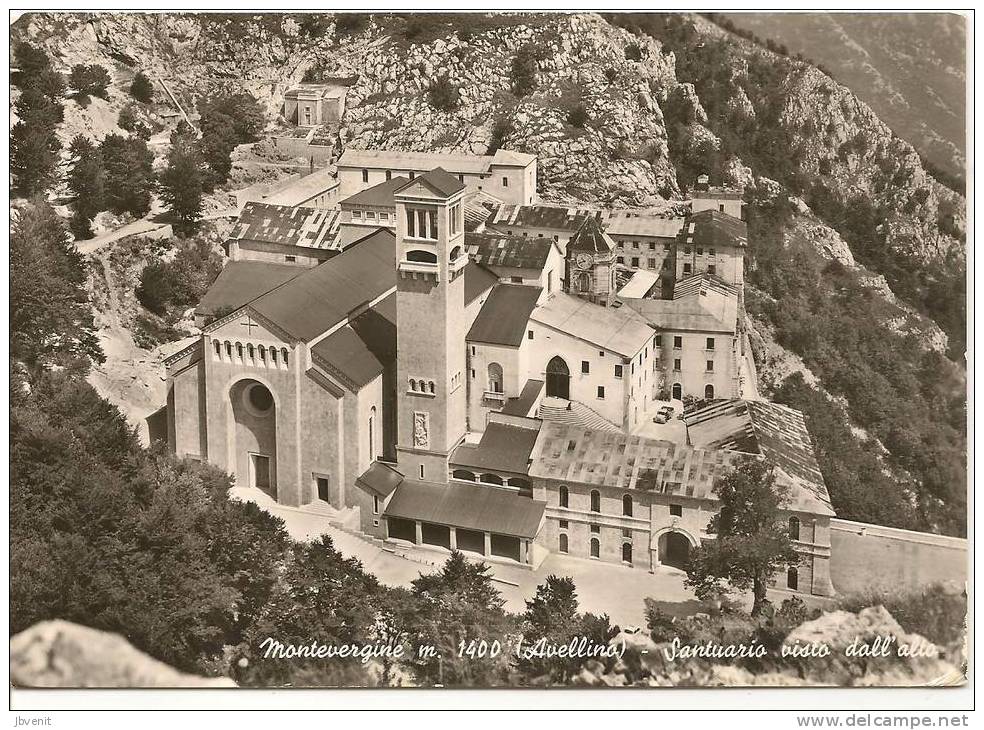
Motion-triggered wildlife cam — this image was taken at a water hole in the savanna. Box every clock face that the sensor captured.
[576,253,593,269]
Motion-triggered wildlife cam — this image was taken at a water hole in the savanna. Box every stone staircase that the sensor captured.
[537,397,622,433]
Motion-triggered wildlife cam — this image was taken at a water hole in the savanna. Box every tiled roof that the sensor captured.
[530,292,654,357]
[195,261,303,317]
[339,176,409,208]
[620,279,738,334]
[568,217,615,254]
[487,204,593,232]
[384,480,546,538]
[450,420,542,475]
[467,284,542,347]
[355,461,404,498]
[230,202,340,249]
[684,400,833,516]
[681,209,748,249]
[338,148,532,175]
[617,269,660,299]
[529,421,738,499]
[248,228,396,341]
[263,168,339,207]
[463,189,504,231]
[465,232,553,271]
[604,213,686,239]
[310,293,396,390]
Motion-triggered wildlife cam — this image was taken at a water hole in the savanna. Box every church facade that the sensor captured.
[159,165,836,597]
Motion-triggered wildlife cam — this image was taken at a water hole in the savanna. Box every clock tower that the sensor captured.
[392,168,469,484]
[566,217,616,306]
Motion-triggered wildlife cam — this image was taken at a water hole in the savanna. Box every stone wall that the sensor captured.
[829,518,968,595]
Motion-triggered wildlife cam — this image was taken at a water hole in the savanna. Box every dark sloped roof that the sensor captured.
[685,209,748,248]
[196,261,302,317]
[466,284,541,346]
[450,420,542,474]
[395,167,466,198]
[502,379,544,416]
[463,261,498,305]
[355,461,404,497]
[249,228,396,341]
[465,232,553,271]
[384,480,546,538]
[340,176,409,208]
[568,217,614,253]
[310,292,397,390]
[488,204,594,232]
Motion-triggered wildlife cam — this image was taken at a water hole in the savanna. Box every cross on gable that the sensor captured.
[240,315,259,336]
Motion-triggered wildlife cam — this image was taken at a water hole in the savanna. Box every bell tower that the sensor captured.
[393,168,469,483]
[566,217,616,307]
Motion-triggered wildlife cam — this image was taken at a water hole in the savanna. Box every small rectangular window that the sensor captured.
[631,257,640,267]
[622,528,632,538]
[617,256,624,264]
[528,330,534,340]
[684,246,691,255]
[284,255,296,263]
[673,358,681,371]
[590,524,600,533]
[559,519,569,529]
[664,243,671,251]
[697,247,703,255]
[709,248,716,256]
[366,211,376,220]
[673,336,682,349]
[655,335,662,347]
[419,464,424,480]
[362,169,369,183]
[353,210,363,219]
[379,212,389,221]
[706,360,714,372]
[597,386,605,399]
[409,171,416,180]
[649,242,656,250]
[372,495,380,515]
[614,364,623,378]
[648,258,656,268]
[385,170,392,180]
[511,276,523,283]
[502,176,509,187]
[708,264,717,275]
[684,263,692,274]
[581,361,590,374]
[670,504,682,517]
[706,337,715,350]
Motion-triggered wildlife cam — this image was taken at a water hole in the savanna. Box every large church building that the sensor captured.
[159,166,835,597]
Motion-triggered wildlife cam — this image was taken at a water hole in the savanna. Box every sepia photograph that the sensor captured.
[6,5,972,716]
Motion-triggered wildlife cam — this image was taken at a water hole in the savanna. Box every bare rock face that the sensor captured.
[10,620,236,688]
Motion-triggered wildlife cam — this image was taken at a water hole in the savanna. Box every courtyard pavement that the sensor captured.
[229,487,699,627]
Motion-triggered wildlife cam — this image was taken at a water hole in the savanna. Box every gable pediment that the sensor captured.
[396,181,442,201]
[205,307,293,346]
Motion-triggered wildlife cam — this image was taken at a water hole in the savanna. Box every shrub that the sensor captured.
[69,64,111,102]
[335,13,369,35]
[427,76,460,112]
[487,116,514,154]
[129,71,154,103]
[837,585,967,648]
[625,42,643,61]
[511,44,544,97]
[566,103,589,128]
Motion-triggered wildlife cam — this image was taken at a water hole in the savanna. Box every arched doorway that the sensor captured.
[657,531,693,570]
[546,356,570,399]
[229,378,278,499]
[704,384,714,400]
[671,382,682,400]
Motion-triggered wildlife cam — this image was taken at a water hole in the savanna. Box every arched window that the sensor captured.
[236,342,244,359]
[258,345,266,362]
[271,348,278,365]
[788,516,800,541]
[704,383,714,400]
[480,473,503,486]
[368,406,376,461]
[622,542,632,564]
[590,538,600,558]
[559,533,568,553]
[578,271,590,292]
[449,245,462,262]
[590,490,601,513]
[406,249,438,264]
[787,568,799,591]
[487,362,503,393]
[281,348,289,366]
[622,494,633,517]
[225,341,232,357]
[671,382,682,400]
[559,486,569,508]
[410,378,417,392]
[452,469,476,482]
[247,343,255,360]
[213,340,221,357]
[428,381,435,394]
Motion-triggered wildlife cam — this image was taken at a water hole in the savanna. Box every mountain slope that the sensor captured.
[720,12,967,185]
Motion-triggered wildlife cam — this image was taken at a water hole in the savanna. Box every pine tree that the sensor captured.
[100,134,155,218]
[129,71,154,103]
[159,126,205,233]
[199,111,238,184]
[66,135,106,239]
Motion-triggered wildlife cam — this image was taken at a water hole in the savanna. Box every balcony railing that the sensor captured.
[483,390,506,402]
